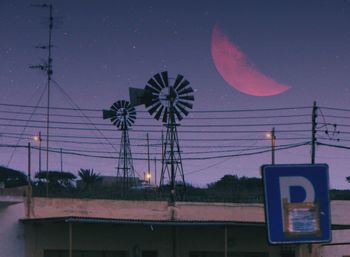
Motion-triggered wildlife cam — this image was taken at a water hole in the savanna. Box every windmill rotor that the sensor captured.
[103,100,136,130]
[143,71,194,123]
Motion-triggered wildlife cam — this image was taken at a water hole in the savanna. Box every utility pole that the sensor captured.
[147,133,151,184]
[154,157,157,185]
[271,127,276,165]
[60,148,63,172]
[27,143,32,217]
[311,101,317,164]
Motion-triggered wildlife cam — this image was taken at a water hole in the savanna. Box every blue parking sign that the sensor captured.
[262,164,331,244]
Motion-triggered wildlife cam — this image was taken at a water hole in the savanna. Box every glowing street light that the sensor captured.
[145,172,151,184]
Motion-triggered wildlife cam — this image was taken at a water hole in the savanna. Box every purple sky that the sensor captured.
[1,0,350,188]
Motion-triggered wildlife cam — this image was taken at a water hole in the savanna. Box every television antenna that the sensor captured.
[29,4,54,197]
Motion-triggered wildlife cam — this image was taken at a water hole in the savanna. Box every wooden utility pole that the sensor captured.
[271,127,276,165]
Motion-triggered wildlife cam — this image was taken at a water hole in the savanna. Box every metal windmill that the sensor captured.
[103,100,137,189]
[129,71,194,201]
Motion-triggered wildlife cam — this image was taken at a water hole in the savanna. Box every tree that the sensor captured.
[0,166,27,188]
[207,174,240,191]
[35,171,76,188]
[78,169,102,190]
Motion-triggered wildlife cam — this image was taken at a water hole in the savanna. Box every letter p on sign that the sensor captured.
[262,164,331,244]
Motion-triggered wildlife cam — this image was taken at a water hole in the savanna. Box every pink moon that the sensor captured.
[211,25,290,97]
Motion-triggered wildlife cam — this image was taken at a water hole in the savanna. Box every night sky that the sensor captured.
[1,0,350,188]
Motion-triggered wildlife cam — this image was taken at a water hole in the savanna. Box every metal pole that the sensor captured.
[28,143,31,184]
[27,142,32,218]
[147,133,150,184]
[154,157,157,185]
[46,4,53,198]
[60,148,63,172]
[311,101,317,164]
[170,100,175,203]
[39,131,42,172]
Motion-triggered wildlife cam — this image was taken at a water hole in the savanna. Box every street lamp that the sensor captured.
[33,131,42,172]
[145,172,151,184]
[266,127,276,165]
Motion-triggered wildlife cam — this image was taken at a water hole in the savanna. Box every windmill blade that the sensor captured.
[121,100,126,108]
[147,77,163,91]
[115,101,121,109]
[129,114,136,121]
[148,102,162,116]
[111,117,117,123]
[127,120,132,127]
[103,110,115,119]
[111,104,118,111]
[173,74,184,89]
[178,86,193,95]
[175,104,189,116]
[161,71,169,87]
[178,100,193,109]
[145,85,161,95]
[154,73,167,88]
[174,106,183,121]
[129,111,136,118]
[128,117,135,124]
[176,79,190,92]
[154,105,164,120]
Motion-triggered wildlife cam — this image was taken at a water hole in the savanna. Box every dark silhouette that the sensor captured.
[0,166,27,188]
[78,168,102,190]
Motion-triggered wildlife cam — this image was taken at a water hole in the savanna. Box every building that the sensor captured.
[1,193,350,257]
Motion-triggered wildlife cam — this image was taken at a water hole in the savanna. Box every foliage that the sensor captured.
[208,174,262,191]
[78,168,102,190]
[35,170,76,188]
[0,166,28,188]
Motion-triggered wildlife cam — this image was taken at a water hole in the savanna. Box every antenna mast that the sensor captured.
[30,4,54,197]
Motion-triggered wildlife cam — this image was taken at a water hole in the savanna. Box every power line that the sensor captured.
[0,102,311,113]
[0,117,312,128]
[0,141,310,161]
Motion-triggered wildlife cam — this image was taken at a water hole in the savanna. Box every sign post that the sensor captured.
[262,164,331,244]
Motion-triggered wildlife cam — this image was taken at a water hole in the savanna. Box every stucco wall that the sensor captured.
[0,201,25,257]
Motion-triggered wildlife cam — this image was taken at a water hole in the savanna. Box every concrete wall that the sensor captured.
[0,200,26,257]
[318,229,350,257]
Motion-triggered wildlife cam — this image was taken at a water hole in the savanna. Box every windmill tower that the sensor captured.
[129,71,194,201]
[103,100,137,189]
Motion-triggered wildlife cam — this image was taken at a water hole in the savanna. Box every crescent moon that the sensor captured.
[211,25,290,97]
